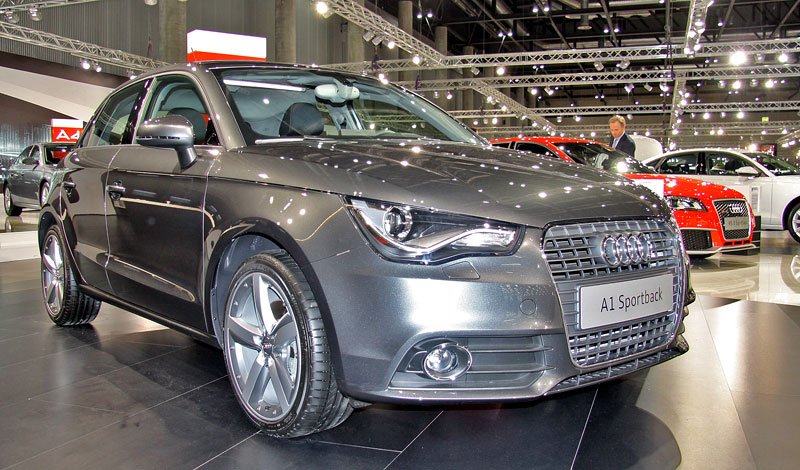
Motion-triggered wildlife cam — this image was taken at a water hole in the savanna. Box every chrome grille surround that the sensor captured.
[543,219,684,368]
[713,198,751,240]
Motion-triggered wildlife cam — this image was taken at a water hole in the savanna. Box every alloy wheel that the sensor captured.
[4,186,10,213]
[225,271,301,423]
[40,182,50,207]
[41,232,65,316]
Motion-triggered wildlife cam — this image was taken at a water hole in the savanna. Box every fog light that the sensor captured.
[423,343,472,380]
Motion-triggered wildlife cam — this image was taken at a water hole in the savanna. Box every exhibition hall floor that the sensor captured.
[1,211,800,469]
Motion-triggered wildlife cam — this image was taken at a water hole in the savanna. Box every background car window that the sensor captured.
[22,146,39,165]
[493,142,513,149]
[659,153,698,174]
[16,146,32,164]
[44,144,74,164]
[706,152,749,175]
[84,82,147,147]
[515,142,559,159]
[142,75,214,145]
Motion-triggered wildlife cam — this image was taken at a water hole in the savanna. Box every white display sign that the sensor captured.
[579,274,673,329]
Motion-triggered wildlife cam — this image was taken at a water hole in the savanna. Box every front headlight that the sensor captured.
[346,197,523,263]
[664,196,706,211]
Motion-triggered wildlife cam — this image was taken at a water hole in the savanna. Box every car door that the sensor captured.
[62,80,149,293]
[104,74,217,331]
[701,151,772,223]
[6,146,37,205]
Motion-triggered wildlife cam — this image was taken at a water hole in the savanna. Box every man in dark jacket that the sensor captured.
[609,115,636,157]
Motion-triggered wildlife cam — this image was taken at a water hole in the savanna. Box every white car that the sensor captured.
[644,149,800,242]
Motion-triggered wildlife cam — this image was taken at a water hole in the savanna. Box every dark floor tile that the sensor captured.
[34,343,226,414]
[201,434,398,470]
[0,336,185,402]
[731,391,800,470]
[705,301,800,395]
[696,295,741,310]
[386,388,597,470]
[308,404,442,451]
[0,398,122,467]
[11,378,258,470]
[572,379,682,470]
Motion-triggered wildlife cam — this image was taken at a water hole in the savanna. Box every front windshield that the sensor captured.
[558,142,655,174]
[744,152,800,176]
[213,68,481,145]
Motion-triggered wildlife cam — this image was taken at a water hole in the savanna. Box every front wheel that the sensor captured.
[4,185,22,216]
[39,181,50,208]
[41,226,101,325]
[788,203,800,243]
[222,251,352,437]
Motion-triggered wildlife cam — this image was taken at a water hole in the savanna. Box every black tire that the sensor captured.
[39,181,50,208]
[788,203,800,243]
[222,251,352,437]
[41,226,101,326]
[4,185,22,216]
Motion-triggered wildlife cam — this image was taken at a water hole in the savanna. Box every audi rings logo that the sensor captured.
[601,233,653,267]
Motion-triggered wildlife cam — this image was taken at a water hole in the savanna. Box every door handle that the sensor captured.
[106,181,126,200]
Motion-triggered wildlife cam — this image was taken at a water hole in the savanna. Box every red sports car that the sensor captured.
[492,137,757,258]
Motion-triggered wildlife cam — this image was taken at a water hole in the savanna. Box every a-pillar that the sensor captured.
[347,0,367,63]
[275,0,296,63]
[398,1,414,82]
[159,0,186,63]
[435,26,448,109]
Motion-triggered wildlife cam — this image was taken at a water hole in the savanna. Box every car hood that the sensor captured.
[230,139,669,227]
[625,173,746,202]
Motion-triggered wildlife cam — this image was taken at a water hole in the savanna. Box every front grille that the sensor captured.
[713,199,751,240]
[543,220,683,368]
[681,229,712,251]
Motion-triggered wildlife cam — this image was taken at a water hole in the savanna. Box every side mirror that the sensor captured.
[136,115,197,168]
[735,166,759,177]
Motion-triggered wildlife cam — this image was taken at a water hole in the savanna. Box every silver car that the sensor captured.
[3,142,74,215]
[38,62,692,438]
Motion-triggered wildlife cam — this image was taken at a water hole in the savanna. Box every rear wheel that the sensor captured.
[41,226,101,326]
[4,185,22,216]
[222,251,352,437]
[788,203,800,243]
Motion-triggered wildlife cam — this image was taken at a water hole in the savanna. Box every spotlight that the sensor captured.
[593,61,604,71]
[80,59,91,70]
[371,35,382,46]
[412,55,421,65]
[446,91,453,100]
[3,10,20,23]
[659,82,669,92]
[730,50,747,66]
[29,6,42,21]
[643,83,653,92]
[94,63,102,73]
[544,86,554,95]
[385,40,396,49]
[315,1,333,18]
[496,66,506,76]
[529,87,539,95]
[624,84,634,94]
[765,79,775,88]
[778,52,789,63]
[470,67,480,75]
[144,0,157,5]
[617,59,630,70]
[362,31,375,42]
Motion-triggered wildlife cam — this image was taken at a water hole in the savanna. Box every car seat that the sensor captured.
[279,103,324,137]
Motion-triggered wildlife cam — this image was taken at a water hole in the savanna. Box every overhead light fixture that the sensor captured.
[412,55,421,65]
[385,40,396,49]
[617,59,630,70]
[659,82,669,92]
[371,35,383,46]
[28,6,42,21]
[593,61,604,71]
[544,86,554,95]
[470,67,480,75]
[765,79,775,88]
[778,52,789,63]
[446,91,453,100]
[94,63,102,73]
[362,31,375,42]
[624,84,634,94]
[730,50,747,66]
[496,66,506,76]
[315,1,333,18]
[643,83,653,92]
[144,0,158,5]
[529,87,539,95]
[80,59,91,70]
[3,10,20,23]
[532,5,539,13]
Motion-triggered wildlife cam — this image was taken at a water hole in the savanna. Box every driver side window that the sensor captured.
[705,152,749,176]
[660,153,698,174]
[142,75,217,145]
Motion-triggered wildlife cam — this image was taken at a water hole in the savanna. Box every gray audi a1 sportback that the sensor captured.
[38,62,692,438]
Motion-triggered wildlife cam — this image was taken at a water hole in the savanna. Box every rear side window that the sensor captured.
[516,142,560,159]
[659,153,699,175]
[84,82,147,147]
[706,152,748,175]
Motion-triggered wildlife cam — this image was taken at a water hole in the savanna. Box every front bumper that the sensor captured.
[309,217,690,404]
